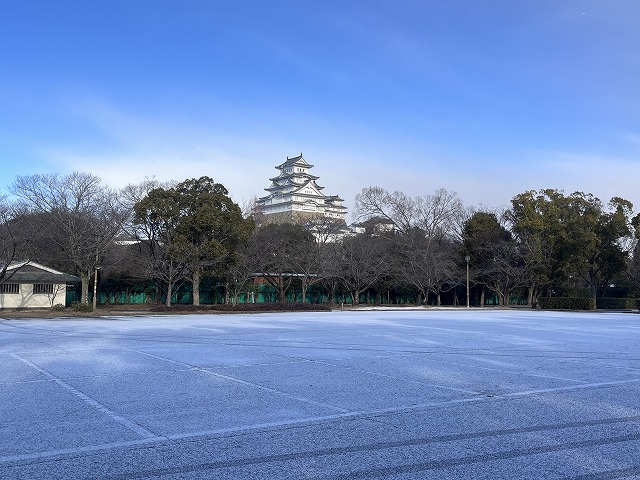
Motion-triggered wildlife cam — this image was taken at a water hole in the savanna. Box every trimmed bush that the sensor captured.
[52,304,66,311]
[596,298,637,310]
[539,297,596,310]
[70,301,94,313]
[149,302,332,313]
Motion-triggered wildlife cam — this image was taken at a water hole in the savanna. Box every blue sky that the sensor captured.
[2,0,639,216]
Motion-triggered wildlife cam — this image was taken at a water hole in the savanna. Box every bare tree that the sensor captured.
[248,223,315,302]
[291,240,325,303]
[241,195,260,219]
[120,177,176,238]
[482,240,528,305]
[414,189,464,239]
[224,248,258,305]
[355,186,464,239]
[10,172,129,304]
[44,283,65,307]
[0,198,33,282]
[394,231,459,305]
[303,215,348,244]
[317,241,343,304]
[355,187,465,306]
[354,187,416,234]
[336,233,388,305]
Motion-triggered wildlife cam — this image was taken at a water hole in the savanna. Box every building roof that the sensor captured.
[2,261,81,283]
[275,153,314,170]
[268,172,320,184]
[264,178,326,196]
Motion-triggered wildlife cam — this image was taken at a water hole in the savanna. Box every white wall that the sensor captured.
[0,284,67,309]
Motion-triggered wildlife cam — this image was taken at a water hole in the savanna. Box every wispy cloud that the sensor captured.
[31,93,640,218]
[619,132,640,146]
[36,99,287,204]
[519,149,640,205]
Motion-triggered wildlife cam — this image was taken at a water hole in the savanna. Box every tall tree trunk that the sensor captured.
[192,268,200,306]
[480,285,486,307]
[527,285,534,307]
[165,281,173,307]
[351,289,360,305]
[80,273,90,304]
[589,270,597,299]
[532,287,540,308]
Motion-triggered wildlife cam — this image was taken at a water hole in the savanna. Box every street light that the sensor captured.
[92,266,101,311]
[92,234,103,311]
[465,255,470,308]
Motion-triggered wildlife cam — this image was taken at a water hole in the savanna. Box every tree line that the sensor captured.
[1,171,638,307]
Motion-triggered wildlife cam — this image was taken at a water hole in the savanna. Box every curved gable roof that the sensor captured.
[275,153,314,170]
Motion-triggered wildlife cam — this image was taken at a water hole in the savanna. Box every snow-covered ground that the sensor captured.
[1,309,639,479]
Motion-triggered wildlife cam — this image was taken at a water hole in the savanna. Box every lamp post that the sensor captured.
[92,266,101,311]
[465,255,470,308]
[92,234,103,311]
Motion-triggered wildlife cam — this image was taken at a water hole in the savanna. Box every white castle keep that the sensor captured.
[256,153,347,223]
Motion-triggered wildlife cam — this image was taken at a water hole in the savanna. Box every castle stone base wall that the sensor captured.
[259,211,330,225]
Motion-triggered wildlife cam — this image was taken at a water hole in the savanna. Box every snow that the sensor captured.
[1,309,639,479]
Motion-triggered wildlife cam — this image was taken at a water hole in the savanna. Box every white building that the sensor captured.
[0,261,79,309]
[256,154,347,224]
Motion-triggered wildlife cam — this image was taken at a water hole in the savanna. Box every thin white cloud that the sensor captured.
[33,96,640,218]
[35,100,285,205]
[40,145,278,207]
[39,141,640,216]
[619,132,640,146]
[516,150,640,205]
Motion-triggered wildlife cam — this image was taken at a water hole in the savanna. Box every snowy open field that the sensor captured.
[1,309,639,479]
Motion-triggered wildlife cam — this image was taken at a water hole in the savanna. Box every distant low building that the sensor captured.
[0,261,79,309]
[256,153,347,224]
[350,216,396,236]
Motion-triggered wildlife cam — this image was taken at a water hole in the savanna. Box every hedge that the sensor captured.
[539,297,596,310]
[149,302,332,313]
[595,298,637,310]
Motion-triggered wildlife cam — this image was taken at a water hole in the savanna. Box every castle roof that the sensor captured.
[275,153,314,170]
[268,172,319,184]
